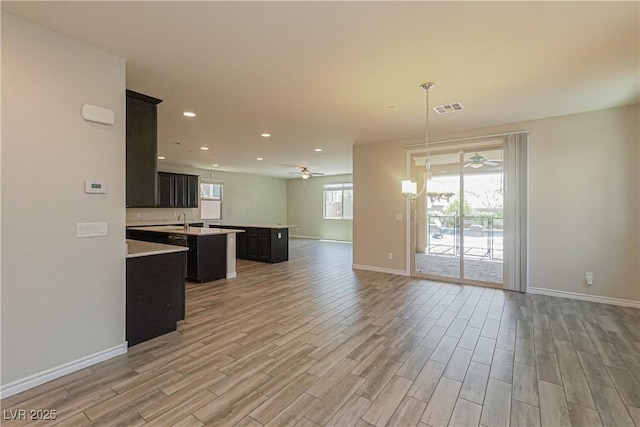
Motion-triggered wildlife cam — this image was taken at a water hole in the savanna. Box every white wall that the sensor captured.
[353,141,409,273]
[287,174,353,241]
[1,13,126,388]
[127,165,287,225]
[527,106,639,302]
[354,105,640,303]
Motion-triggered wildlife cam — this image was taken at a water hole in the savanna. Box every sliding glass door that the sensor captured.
[412,145,504,287]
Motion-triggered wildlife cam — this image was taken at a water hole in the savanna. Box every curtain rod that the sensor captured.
[404,130,530,149]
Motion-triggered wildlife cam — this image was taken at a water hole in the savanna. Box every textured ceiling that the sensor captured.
[3,1,638,178]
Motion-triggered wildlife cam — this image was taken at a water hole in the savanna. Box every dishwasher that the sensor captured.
[167,235,188,247]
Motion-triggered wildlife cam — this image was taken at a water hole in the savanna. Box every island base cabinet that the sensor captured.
[126,251,185,347]
[211,226,289,263]
[126,229,227,283]
[186,234,227,283]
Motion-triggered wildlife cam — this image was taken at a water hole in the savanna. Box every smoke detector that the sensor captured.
[433,102,464,115]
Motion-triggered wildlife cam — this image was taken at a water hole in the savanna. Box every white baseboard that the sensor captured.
[226,272,237,279]
[290,234,321,240]
[290,234,353,243]
[352,264,409,277]
[528,287,640,309]
[0,343,127,399]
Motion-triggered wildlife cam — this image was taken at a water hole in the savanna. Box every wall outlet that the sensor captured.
[586,271,594,286]
[387,252,393,260]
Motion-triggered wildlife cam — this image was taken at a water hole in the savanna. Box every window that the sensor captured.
[323,183,353,219]
[200,181,223,220]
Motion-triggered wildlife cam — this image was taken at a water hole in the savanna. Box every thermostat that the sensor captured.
[85,180,107,194]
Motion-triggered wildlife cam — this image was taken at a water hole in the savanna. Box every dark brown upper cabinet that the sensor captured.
[157,172,199,208]
[126,90,162,207]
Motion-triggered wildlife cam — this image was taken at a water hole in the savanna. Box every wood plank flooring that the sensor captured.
[2,239,639,426]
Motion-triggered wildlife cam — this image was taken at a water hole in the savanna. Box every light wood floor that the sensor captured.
[2,239,639,427]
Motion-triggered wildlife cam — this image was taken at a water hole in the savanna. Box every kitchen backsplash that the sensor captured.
[126,207,202,223]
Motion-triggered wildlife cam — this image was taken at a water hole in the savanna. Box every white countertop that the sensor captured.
[127,220,298,229]
[126,239,188,258]
[126,219,207,227]
[213,224,298,229]
[127,225,245,236]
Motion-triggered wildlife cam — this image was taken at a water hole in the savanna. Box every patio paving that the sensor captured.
[414,252,503,284]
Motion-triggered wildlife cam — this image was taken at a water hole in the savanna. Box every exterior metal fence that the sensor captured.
[427,214,503,260]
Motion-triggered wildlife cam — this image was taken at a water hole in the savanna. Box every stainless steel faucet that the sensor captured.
[177,212,188,230]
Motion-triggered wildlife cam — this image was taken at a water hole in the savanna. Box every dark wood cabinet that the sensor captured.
[186,234,227,283]
[157,172,175,207]
[235,231,248,259]
[174,174,187,207]
[126,251,185,347]
[126,229,227,283]
[246,232,271,261]
[187,175,200,207]
[126,90,162,207]
[157,172,199,208]
[211,225,289,263]
[247,232,259,259]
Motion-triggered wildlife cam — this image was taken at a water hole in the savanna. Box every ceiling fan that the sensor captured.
[288,167,324,180]
[464,152,502,168]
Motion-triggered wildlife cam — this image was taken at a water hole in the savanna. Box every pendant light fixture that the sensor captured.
[402,82,435,199]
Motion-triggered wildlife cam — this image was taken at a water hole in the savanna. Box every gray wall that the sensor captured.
[287,174,353,241]
[353,104,639,302]
[1,13,126,386]
[127,166,287,225]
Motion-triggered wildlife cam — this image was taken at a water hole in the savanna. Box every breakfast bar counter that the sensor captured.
[126,226,244,282]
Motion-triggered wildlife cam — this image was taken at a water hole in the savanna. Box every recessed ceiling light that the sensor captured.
[256,157,263,161]
[183,111,196,117]
[261,133,271,138]
[212,164,219,167]
[158,156,166,160]
[200,147,209,150]
[314,148,323,152]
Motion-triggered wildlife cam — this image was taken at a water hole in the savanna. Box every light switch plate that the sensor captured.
[77,222,108,237]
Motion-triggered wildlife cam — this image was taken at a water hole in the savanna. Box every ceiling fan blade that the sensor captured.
[484,161,499,166]
[463,163,472,168]
[311,172,325,176]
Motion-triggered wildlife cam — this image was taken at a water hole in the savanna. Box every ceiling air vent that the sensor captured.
[433,102,464,115]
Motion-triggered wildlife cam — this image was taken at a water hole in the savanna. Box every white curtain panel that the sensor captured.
[503,133,528,292]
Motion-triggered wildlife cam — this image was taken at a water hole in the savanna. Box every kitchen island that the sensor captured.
[126,239,188,346]
[208,224,297,263]
[126,226,244,283]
